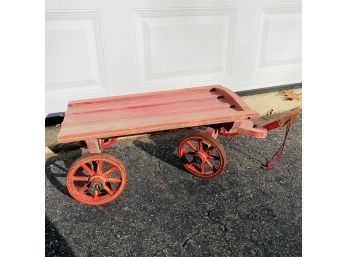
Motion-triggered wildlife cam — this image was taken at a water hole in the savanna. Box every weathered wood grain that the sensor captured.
[58,85,259,143]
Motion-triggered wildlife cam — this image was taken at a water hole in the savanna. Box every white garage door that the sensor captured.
[46,0,301,115]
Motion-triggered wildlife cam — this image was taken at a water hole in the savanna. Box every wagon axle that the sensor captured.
[88,181,103,195]
[193,150,210,164]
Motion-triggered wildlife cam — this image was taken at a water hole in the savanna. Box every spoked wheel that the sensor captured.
[177,133,226,179]
[66,153,126,205]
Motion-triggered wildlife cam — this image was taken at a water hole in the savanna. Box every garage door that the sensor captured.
[46,0,301,115]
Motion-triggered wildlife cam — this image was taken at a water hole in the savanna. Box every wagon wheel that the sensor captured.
[66,153,126,205]
[177,133,226,179]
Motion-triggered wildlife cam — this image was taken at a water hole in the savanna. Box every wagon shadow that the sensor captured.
[132,132,185,171]
[133,129,269,172]
[47,141,85,154]
[45,149,83,197]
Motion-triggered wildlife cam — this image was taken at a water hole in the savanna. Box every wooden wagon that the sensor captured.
[57,85,299,205]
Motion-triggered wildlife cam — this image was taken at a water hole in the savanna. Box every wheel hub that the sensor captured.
[89,175,105,193]
[89,175,105,183]
[194,150,208,163]
[89,181,103,194]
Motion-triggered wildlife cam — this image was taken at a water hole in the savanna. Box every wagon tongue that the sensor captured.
[254,108,300,131]
[254,108,300,170]
[262,121,291,170]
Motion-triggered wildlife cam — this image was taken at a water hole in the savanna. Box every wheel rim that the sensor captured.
[67,154,126,205]
[178,134,226,178]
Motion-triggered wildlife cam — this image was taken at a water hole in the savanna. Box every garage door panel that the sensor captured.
[134,8,238,89]
[247,5,302,88]
[258,7,302,68]
[45,10,109,111]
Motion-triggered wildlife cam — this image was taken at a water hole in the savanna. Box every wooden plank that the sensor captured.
[58,85,260,143]
[63,98,233,126]
[68,85,215,107]
[67,93,222,115]
[68,88,219,114]
[67,93,218,115]
[58,109,259,143]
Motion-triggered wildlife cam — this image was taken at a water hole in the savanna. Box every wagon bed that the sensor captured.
[57,85,259,143]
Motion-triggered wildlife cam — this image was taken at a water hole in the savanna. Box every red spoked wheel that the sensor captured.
[177,134,227,179]
[66,153,126,205]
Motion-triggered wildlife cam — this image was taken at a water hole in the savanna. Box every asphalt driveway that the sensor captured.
[45,116,302,257]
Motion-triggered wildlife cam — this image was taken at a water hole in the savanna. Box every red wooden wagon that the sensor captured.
[57,85,299,205]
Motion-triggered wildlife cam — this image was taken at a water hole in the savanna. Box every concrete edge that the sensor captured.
[236,83,302,96]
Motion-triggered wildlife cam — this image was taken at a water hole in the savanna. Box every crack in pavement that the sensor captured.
[182,230,201,249]
[152,245,170,257]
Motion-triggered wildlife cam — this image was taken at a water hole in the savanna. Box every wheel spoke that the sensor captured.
[81,164,94,176]
[201,162,205,174]
[72,176,89,182]
[198,140,203,151]
[93,190,98,199]
[206,145,214,153]
[187,162,195,168]
[206,160,214,170]
[96,160,103,174]
[105,177,121,183]
[186,141,197,151]
[103,166,117,177]
[78,184,89,193]
[182,151,194,156]
[103,184,114,195]
[208,155,220,161]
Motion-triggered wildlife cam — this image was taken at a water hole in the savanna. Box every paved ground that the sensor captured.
[45,116,302,257]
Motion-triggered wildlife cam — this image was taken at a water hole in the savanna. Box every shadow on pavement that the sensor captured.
[46,216,75,257]
[132,132,188,171]
[47,141,86,154]
[133,129,268,171]
[45,149,83,197]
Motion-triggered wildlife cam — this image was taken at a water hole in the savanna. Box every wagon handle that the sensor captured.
[261,108,300,170]
[262,121,292,170]
[254,107,300,131]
